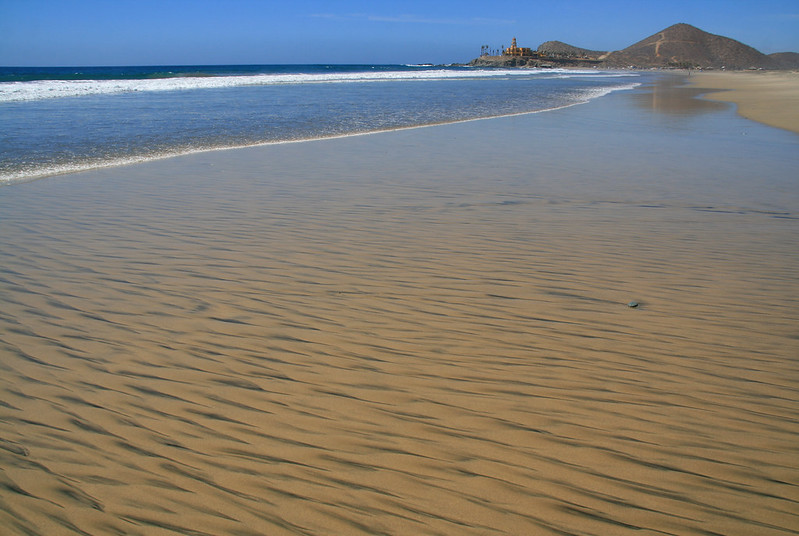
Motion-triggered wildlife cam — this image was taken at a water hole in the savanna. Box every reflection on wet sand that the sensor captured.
[631,73,728,115]
[1,82,798,535]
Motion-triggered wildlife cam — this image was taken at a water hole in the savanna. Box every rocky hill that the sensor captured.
[602,23,775,69]
[768,52,799,70]
[536,41,606,59]
[470,23,798,70]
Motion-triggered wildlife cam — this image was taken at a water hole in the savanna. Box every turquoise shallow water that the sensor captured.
[0,64,641,184]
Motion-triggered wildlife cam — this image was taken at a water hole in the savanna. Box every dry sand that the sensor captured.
[690,70,799,134]
[1,79,798,535]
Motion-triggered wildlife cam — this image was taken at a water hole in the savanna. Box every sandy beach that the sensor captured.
[690,70,799,134]
[1,77,798,535]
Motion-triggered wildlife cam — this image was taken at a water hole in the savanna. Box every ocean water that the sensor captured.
[0,64,641,184]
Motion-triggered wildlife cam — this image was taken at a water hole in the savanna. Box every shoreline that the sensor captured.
[0,79,640,187]
[688,70,799,134]
[1,78,797,535]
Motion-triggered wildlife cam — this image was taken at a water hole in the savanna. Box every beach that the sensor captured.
[690,70,799,134]
[1,76,798,536]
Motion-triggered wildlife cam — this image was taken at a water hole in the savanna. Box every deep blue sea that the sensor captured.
[0,64,642,184]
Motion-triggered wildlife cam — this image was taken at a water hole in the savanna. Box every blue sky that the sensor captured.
[1,0,798,66]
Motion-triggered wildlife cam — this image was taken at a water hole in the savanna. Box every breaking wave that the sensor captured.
[0,68,635,102]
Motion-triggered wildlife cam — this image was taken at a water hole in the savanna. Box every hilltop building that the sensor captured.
[503,37,535,57]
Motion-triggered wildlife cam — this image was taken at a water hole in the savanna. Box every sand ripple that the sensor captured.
[1,105,798,535]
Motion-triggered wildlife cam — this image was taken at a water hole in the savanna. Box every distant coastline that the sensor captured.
[469,23,799,71]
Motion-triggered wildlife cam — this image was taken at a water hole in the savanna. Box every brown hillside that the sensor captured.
[603,23,774,69]
[768,52,799,69]
[537,41,605,58]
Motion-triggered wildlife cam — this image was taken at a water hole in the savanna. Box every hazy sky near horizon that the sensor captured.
[1,0,798,66]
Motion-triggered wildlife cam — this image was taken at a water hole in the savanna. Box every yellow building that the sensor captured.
[504,37,535,57]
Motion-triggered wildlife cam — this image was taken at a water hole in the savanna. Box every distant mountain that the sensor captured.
[536,41,606,59]
[768,52,799,70]
[469,23,797,70]
[602,23,774,69]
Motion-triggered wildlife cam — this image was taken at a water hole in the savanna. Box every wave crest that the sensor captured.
[0,68,632,103]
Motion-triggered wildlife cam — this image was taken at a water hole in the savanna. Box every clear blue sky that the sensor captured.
[1,0,798,66]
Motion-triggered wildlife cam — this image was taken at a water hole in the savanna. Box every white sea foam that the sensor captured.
[0,68,633,103]
[575,82,642,102]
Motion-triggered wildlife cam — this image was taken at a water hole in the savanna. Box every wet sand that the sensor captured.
[1,77,798,535]
[690,70,799,134]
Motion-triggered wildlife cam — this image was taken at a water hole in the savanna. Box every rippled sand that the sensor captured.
[1,79,798,535]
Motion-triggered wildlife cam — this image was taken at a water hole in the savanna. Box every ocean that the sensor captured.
[0,64,642,185]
